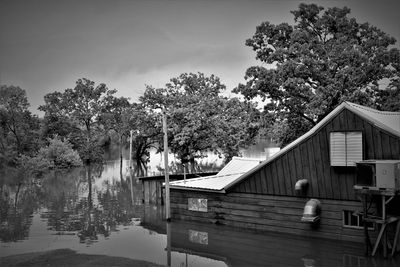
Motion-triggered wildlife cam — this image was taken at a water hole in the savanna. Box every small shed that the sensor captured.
[139,172,217,204]
[169,102,400,243]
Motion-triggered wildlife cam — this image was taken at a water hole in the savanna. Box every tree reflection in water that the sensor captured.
[0,189,35,243]
[0,161,147,245]
[0,167,41,242]
[2,154,205,245]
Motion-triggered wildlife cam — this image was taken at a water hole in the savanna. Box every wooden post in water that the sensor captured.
[166,221,171,266]
[163,109,171,220]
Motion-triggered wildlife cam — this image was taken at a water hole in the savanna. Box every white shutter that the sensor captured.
[330,132,346,166]
[346,132,362,166]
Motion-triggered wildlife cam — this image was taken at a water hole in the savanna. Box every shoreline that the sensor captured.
[0,249,165,267]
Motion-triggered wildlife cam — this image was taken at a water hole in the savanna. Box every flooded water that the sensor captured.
[1,145,399,266]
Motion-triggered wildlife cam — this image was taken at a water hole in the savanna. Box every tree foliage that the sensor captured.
[125,103,160,164]
[141,72,260,168]
[40,91,81,141]
[37,136,82,168]
[101,96,131,137]
[39,78,116,164]
[377,87,400,112]
[234,3,400,146]
[0,85,41,163]
[377,52,400,112]
[212,98,260,160]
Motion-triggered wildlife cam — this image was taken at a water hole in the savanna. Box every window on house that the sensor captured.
[188,198,208,212]
[343,210,374,229]
[330,132,363,166]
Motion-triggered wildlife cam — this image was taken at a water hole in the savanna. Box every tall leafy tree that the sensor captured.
[40,91,80,141]
[126,103,160,164]
[141,72,259,171]
[214,98,260,160]
[0,85,40,163]
[39,78,116,164]
[234,3,400,146]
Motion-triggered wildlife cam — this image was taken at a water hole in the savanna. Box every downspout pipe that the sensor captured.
[301,199,321,223]
[295,179,309,195]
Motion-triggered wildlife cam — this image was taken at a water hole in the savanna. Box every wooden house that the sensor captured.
[169,102,400,243]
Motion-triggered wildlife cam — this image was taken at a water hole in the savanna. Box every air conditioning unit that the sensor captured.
[356,160,400,190]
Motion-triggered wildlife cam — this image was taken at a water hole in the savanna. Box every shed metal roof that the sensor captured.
[168,172,244,192]
[346,102,400,136]
[169,157,261,192]
[216,157,263,176]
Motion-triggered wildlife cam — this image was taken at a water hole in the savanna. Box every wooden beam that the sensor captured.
[392,220,400,256]
[372,223,387,256]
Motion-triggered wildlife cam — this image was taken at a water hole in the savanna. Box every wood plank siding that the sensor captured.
[170,190,378,242]
[230,109,400,201]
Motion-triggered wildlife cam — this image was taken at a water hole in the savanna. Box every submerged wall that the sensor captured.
[170,189,381,243]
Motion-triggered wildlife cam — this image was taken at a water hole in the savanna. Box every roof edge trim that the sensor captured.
[170,186,226,193]
[346,103,400,137]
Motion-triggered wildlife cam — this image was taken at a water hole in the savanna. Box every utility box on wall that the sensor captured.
[356,160,400,190]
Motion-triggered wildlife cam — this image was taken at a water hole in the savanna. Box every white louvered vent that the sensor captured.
[330,132,346,166]
[330,132,362,166]
[346,132,363,166]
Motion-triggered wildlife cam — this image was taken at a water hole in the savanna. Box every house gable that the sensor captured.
[227,104,400,201]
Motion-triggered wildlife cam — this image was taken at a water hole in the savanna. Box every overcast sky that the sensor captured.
[1,0,399,115]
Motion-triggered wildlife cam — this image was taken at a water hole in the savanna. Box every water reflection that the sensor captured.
[161,220,400,267]
[1,159,400,267]
[0,163,137,244]
[0,176,40,242]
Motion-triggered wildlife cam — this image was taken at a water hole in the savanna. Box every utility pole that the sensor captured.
[163,109,171,220]
[129,130,134,205]
[129,130,133,168]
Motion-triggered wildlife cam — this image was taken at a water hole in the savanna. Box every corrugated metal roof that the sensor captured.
[217,157,262,176]
[347,102,400,136]
[169,173,244,191]
[169,157,261,191]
